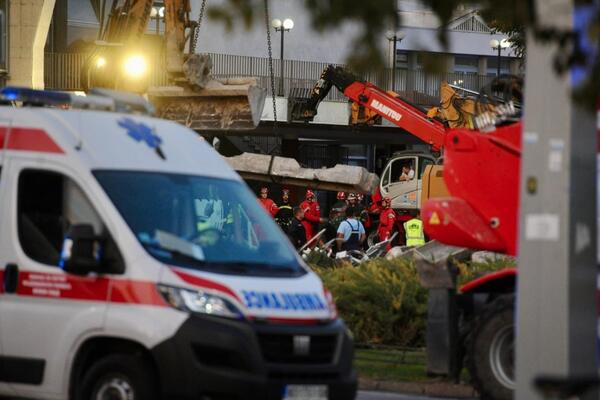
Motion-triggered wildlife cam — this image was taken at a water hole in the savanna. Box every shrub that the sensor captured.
[313,258,428,347]
[311,255,515,346]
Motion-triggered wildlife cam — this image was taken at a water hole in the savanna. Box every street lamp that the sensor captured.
[490,38,510,77]
[150,3,165,35]
[272,18,294,96]
[385,30,406,91]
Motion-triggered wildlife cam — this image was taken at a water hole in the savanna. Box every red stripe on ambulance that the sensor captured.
[3,270,166,306]
[172,269,242,303]
[0,127,64,154]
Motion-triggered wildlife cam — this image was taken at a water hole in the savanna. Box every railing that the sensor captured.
[44,52,499,104]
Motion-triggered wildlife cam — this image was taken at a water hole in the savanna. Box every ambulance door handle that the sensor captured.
[3,263,18,294]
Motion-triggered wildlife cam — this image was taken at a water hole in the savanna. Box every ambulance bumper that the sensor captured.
[151,315,357,400]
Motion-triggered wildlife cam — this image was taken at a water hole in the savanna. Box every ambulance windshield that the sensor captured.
[94,171,305,277]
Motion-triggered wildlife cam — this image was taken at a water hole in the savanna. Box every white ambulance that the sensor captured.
[0,88,357,400]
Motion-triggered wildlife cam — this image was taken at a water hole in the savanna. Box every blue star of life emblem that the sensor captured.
[118,117,162,149]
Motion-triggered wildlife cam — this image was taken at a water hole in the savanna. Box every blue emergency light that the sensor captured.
[0,86,155,115]
[0,86,71,105]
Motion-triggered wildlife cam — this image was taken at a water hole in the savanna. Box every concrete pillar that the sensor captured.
[478,56,487,76]
[8,0,56,88]
[509,58,521,75]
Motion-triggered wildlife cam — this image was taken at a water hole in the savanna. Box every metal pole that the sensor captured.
[156,16,159,35]
[497,45,501,77]
[391,35,397,91]
[279,28,285,97]
[516,0,598,398]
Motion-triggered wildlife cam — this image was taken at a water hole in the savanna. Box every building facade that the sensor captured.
[60,0,520,76]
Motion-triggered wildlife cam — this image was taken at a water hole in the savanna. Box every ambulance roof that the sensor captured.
[0,106,241,182]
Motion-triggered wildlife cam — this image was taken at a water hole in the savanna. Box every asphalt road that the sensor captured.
[357,391,468,400]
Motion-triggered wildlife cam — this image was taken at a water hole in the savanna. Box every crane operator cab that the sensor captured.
[380,152,438,210]
[0,87,356,400]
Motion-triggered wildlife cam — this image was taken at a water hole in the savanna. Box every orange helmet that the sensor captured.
[336,191,346,200]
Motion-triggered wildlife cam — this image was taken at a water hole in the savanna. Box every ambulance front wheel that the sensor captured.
[77,354,158,400]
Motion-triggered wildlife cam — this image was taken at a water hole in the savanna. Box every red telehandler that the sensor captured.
[297,65,532,399]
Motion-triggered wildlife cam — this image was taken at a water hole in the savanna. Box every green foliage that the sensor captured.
[479,0,530,58]
[313,259,429,346]
[456,256,516,286]
[302,247,336,268]
[354,348,428,382]
[311,256,515,346]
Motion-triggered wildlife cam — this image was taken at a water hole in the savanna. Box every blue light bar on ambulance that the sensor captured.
[0,87,154,115]
[1,87,72,105]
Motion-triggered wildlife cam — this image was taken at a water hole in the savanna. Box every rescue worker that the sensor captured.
[332,192,347,213]
[336,207,366,251]
[377,196,397,247]
[346,192,357,208]
[258,186,279,217]
[288,207,307,249]
[300,189,321,243]
[329,192,347,232]
[275,188,293,232]
[354,193,371,232]
[399,163,415,181]
[404,210,426,247]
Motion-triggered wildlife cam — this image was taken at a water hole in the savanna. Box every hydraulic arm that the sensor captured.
[294,65,447,152]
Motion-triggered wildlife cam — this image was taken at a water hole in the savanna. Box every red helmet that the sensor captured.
[305,189,315,200]
[382,196,391,206]
[357,193,364,202]
[260,187,268,195]
[336,191,346,200]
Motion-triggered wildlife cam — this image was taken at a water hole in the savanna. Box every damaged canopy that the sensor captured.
[226,153,379,194]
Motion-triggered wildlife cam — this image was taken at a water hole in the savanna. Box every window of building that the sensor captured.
[17,170,121,269]
[454,55,479,74]
[487,57,511,76]
[396,51,409,69]
[0,0,7,75]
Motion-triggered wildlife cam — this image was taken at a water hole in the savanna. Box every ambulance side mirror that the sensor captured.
[60,224,102,276]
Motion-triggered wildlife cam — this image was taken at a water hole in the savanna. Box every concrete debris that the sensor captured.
[225,152,380,193]
[471,251,509,264]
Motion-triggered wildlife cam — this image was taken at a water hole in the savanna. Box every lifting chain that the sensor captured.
[264,0,278,125]
[190,0,208,54]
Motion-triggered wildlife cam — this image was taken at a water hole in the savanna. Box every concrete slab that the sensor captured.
[226,152,379,193]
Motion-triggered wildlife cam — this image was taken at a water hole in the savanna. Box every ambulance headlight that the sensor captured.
[123,54,147,78]
[158,285,243,319]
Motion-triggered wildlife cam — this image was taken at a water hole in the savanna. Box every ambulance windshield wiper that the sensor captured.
[142,242,207,267]
[142,230,207,266]
[220,261,300,276]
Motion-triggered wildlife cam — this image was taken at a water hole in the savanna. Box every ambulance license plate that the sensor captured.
[282,384,328,400]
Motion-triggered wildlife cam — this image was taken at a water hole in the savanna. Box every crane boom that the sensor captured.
[294,65,447,151]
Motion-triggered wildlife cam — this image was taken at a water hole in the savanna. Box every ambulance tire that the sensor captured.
[77,354,158,400]
[466,294,515,400]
